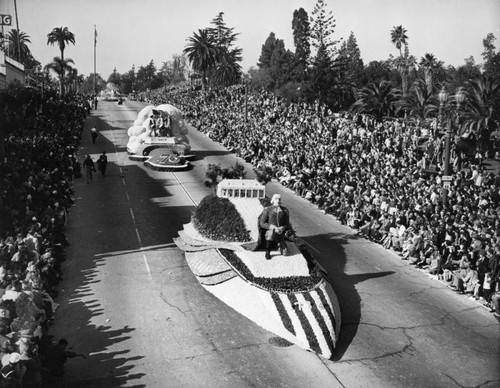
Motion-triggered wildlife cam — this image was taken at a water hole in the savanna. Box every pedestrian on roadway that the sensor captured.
[97,151,108,177]
[83,155,96,184]
[90,127,99,144]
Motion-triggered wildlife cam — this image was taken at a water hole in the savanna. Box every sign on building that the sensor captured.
[0,15,12,26]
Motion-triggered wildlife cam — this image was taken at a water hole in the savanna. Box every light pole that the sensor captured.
[440,87,465,204]
[244,80,248,124]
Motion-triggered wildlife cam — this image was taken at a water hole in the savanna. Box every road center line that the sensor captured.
[105,110,152,280]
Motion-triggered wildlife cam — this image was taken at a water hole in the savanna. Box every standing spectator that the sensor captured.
[83,155,96,184]
[1,352,26,387]
[42,338,86,379]
[96,151,108,177]
[90,127,99,144]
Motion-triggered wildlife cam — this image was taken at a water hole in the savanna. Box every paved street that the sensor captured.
[48,100,500,388]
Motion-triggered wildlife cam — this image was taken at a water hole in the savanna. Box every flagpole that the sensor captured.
[93,24,97,109]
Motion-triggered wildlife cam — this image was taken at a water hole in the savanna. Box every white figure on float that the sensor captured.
[126,104,190,154]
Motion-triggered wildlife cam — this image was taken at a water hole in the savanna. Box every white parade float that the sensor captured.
[174,179,341,359]
[126,104,194,170]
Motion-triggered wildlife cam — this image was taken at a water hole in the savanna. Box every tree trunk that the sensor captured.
[424,70,432,95]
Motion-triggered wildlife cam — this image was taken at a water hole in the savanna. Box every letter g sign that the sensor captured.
[0,15,12,26]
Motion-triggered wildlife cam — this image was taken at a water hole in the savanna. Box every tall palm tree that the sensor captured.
[183,29,219,89]
[419,53,444,95]
[3,29,32,64]
[390,25,411,96]
[350,80,401,120]
[46,56,74,96]
[47,27,75,62]
[390,25,408,57]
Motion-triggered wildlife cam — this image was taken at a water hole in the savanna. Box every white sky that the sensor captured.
[1,0,499,78]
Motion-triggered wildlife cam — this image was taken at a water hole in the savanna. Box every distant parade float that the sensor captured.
[174,179,341,359]
[126,104,194,171]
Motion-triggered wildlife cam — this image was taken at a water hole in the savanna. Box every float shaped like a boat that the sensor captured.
[174,179,341,359]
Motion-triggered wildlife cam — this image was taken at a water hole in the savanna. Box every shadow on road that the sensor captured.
[49,108,194,387]
[303,232,395,361]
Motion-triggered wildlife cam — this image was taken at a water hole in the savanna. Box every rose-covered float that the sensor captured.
[174,179,341,359]
[126,104,194,171]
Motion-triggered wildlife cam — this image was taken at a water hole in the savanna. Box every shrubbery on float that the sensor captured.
[192,195,251,242]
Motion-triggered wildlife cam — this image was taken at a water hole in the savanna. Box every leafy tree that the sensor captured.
[482,33,497,63]
[3,29,32,64]
[184,29,219,89]
[107,67,121,85]
[207,12,238,52]
[47,27,75,62]
[80,73,106,95]
[446,56,481,92]
[308,0,341,105]
[205,162,246,191]
[292,8,310,81]
[159,56,187,86]
[337,31,363,87]
[206,12,243,86]
[258,32,277,68]
[481,33,500,78]
[269,39,295,89]
[120,65,136,94]
[136,60,162,91]
[310,0,339,59]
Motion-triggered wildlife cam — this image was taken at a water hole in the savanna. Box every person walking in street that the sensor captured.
[97,151,108,177]
[83,155,96,184]
[90,127,99,144]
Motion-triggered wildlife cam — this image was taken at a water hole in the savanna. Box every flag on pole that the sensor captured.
[94,27,98,45]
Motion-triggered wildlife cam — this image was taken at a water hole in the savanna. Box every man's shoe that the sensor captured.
[265,251,271,260]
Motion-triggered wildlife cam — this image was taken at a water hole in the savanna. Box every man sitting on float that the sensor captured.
[259,194,292,260]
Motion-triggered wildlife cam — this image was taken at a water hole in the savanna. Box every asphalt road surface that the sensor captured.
[48,100,499,388]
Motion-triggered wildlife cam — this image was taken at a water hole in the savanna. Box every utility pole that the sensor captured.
[13,0,20,62]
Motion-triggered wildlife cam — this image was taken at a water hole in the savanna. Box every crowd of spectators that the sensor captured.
[138,84,500,317]
[0,89,90,386]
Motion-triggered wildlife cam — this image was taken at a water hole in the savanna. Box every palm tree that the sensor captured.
[390,25,411,96]
[183,29,219,89]
[46,56,74,96]
[350,80,401,120]
[403,78,439,119]
[67,67,79,94]
[3,29,32,64]
[390,25,408,57]
[213,49,242,87]
[47,27,75,62]
[461,75,500,148]
[419,53,444,95]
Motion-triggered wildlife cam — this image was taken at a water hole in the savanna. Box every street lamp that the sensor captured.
[441,87,465,204]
